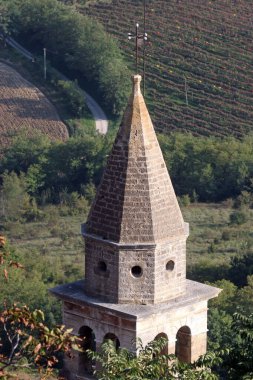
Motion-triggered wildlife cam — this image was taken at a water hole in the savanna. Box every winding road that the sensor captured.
[1,34,109,134]
[84,91,108,134]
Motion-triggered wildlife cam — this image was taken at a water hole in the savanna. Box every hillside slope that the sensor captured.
[85,0,253,137]
[0,62,68,150]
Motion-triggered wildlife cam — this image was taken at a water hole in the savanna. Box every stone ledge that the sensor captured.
[81,223,189,249]
[81,223,156,249]
[50,279,221,319]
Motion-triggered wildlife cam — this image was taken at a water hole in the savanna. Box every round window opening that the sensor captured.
[131,265,143,278]
[98,261,107,272]
[166,260,175,271]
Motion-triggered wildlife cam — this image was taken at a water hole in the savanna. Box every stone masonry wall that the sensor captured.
[117,247,156,304]
[85,235,187,304]
[62,298,209,379]
[136,300,209,361]
[85,238,119,302]
[154,237,187,303]
[63,302,137,347]
[62,301,136,380]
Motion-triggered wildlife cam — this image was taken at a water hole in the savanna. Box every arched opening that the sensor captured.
[154,332,168,356]
[103,333,120,350]
[78,326,96,376]
[175,326,191,363]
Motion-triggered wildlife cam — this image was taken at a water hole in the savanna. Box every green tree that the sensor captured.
[0,131,50,174]
[0,305,78,378]
[208,308,233,351]
[0,171,29,222]
[7,0,130,115]
[90,338,219,380]
[0,236,80,378]
[38,134,111,199]
[229,252,253,287]
[158,133,253,202]
[207,280,237,351]
[236,275,253,314]
[219,312,253,379]
[0,2,9,35]
[56,79,86,117]
[0,132,112,203]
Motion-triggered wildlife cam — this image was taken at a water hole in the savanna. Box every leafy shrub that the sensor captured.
[179,194,191,207]
[233,191,253,209]
[208,242,216,254]
[45,207,60,226]
[56,79,86,117]
[229,211,248,225]
[81,182,96,204]
[221,230,232,241]
[58,192,89,216]
[50,225,62,237]
[22,197,44,222]
[0,171,31,222]
[68,193,89,216]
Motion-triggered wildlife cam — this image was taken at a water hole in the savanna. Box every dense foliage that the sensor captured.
[90,313,253,380]
[1,0,130,116]
[0,231,63,326]
[0,236,80,379]
[91,338,220,379]
[85,0,253,137]
[0,130,112,204]
[158,133,253,201]
[2,131,253,203]
[0,305,77,378]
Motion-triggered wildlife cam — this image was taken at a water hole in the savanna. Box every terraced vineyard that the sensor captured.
[0,62,68,150]
[85,0,253,137]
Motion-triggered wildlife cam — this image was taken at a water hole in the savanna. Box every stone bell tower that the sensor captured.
[51,75,220,380]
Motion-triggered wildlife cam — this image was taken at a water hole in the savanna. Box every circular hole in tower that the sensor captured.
[98,261,107,272]
[166,260,175,271]
[131,265,143,278]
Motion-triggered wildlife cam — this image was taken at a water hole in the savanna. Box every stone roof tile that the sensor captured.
[87,75,185,243]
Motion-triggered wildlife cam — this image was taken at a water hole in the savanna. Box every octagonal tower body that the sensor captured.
[83,75,189,304]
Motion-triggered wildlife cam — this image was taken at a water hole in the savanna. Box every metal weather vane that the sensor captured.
[128,23,148,75]
[127,0,148,95]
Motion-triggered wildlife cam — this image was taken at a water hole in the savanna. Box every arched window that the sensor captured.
[175,326,191,363]
[78,326,96,376]
[103,332,120,350]
[154,332,169,356]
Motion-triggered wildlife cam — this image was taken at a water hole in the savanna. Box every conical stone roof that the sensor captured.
[86,75,185,244]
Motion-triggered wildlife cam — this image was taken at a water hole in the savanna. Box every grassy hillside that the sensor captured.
[0,62,69,150]
[4,202,253,288]
[84,0,253,137]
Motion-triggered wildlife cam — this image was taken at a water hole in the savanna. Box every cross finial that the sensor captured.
[128,23,148,75]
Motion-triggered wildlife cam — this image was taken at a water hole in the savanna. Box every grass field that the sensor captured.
[5,202,253,286]
[183,203,251,282]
